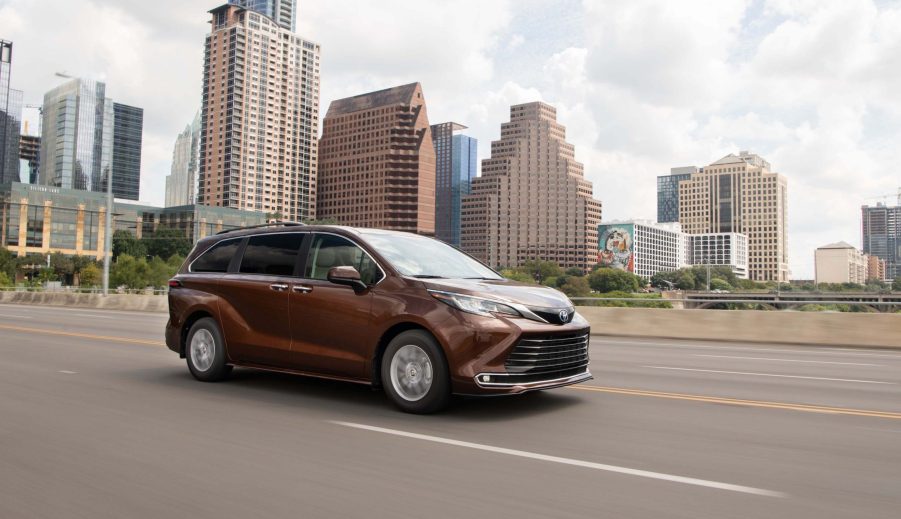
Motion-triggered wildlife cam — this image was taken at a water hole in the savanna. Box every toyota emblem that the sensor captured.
[558,309,569,323]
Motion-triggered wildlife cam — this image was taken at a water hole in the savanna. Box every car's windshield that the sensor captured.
[360,232,502,280]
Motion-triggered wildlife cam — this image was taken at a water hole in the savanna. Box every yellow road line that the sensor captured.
[0,323,166,347]
[571,385,901,420]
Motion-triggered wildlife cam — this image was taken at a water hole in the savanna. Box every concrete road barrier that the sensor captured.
[578,306,900,348]
[1,292,897,348]
[0,291,168,313]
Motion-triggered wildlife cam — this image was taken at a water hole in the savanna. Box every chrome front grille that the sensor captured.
[504,333,590,377]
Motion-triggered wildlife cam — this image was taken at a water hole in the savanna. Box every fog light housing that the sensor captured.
[481,375,491,383]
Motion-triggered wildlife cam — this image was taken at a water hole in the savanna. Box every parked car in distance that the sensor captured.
[165,223,591,413]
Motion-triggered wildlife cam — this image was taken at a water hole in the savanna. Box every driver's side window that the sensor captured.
[304,234,383,285]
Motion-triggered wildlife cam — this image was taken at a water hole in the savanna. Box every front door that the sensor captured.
[218,232,305,367]
[289,233,382,379]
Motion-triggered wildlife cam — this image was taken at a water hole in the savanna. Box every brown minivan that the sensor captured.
[166,223,591,413]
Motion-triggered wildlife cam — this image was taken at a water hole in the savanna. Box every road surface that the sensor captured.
[0,303,899,518]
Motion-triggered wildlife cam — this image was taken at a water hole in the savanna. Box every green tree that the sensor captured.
[80,263,101,287]
[110,254,151,289]
[112,230,146,260]
[500,269,535,283]
[143,227,192,259]
[893,277,901,291]
[515,260,562,284]
[588,268,640,293]
[560,276,591,297]
[0,246,15,280]
[710,278,732,291]
[0,270,11,287]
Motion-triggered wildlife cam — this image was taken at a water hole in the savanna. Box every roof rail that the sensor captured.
[215,221,306,235]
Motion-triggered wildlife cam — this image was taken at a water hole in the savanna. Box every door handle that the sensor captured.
[270,283,288,291]
[292,285,313,294]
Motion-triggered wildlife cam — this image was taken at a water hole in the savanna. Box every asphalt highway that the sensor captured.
[0,303,899,518]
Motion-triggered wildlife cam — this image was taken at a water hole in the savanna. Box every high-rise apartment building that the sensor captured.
[460,102,602,270]
[318,83,436,233]
[598,220,688,279]
[861,202,900,278]
[431,122,476,246]
[688,232,749,279]
[815,241,868,285]
[676,151,788,282]
[199,4,320,221]
[0,40,22,185]
[657,166,696,223]
[19,134,40,184]
[38,78,143,200]
[109,103,143,200]
[867,254,887,282]
[228,0,295,32]
[165,112,201,207]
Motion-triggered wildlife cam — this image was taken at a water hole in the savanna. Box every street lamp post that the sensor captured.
[102,169,112,296]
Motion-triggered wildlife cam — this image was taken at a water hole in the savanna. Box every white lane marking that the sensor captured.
[330,421,786,498]
[692,354,880,367]
[597,340,901,359]
[74,313,113,319]
[644,366,896,385]
[0,313,33,319]
[58,370,78,374]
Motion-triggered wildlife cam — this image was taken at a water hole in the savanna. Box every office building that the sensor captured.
[228,0,295,32]
[597,220,688,279]
[867,254,887,282]
[38,78,143,200]
[0,182,265,259]
[109,103,143,200]
[199,4,320,221]
[318,82,436,233]
[0,40,22,185]
[677,151,788,282]
[461,102,602,270]
[165,112,201,207]
[861,202,900,279]
[657,166,696,223]
[431,122,476,246]
[688,232,749,279]
[19,134,40,184]
[815,241,868,285]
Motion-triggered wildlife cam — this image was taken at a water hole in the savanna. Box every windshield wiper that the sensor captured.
[411,274,446,279]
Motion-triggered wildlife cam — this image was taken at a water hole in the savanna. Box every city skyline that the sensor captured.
[1,0,900,277]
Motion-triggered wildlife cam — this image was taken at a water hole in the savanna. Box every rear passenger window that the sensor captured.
[239,233,304,276]
[190,239,241,273]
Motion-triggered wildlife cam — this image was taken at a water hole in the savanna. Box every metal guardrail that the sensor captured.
[570,296,901,311]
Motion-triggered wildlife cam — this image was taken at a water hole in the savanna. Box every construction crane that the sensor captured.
[864,187,901,206]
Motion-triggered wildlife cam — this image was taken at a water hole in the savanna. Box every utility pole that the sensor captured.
[102,169,112,296]
[705,256,711,292]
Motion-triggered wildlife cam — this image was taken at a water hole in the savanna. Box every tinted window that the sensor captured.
[239,233,304,276]
[305,234,383,285]
[191,239,241,273]
[359,231,501,280]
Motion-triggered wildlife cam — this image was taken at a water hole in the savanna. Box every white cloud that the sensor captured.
[2,0,899,278]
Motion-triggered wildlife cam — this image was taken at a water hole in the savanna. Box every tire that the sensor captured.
[185,317,232,382]
[381,330,451,414]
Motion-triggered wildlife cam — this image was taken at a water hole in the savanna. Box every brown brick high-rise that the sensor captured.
[461,102,602,271]
[317,83,435,234]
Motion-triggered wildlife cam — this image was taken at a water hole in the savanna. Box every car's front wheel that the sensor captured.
[186,317,232,382]
[381,330,451,414]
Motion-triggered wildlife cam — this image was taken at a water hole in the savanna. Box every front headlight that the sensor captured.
[428,290,521,318]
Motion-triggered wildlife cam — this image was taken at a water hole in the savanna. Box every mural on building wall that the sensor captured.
[598,224,634,272]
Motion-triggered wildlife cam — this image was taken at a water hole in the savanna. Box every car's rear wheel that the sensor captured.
[186,317,232,382]
[381,330,451,414]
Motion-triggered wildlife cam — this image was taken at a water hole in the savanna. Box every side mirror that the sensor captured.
[327,266,367,292]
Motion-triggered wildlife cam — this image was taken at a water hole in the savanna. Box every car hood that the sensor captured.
[420,278,572,309]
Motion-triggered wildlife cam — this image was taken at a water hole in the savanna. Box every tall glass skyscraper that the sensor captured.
[165,111,201,207]
[39,78,143,200]
[862,202,901,279]
[228,0,296,31]
[110,103,144,200]
[656,167,695,223]
[0,40,23,185]
[431,122,476,246]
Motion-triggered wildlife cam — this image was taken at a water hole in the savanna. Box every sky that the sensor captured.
[1,0,900,278]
